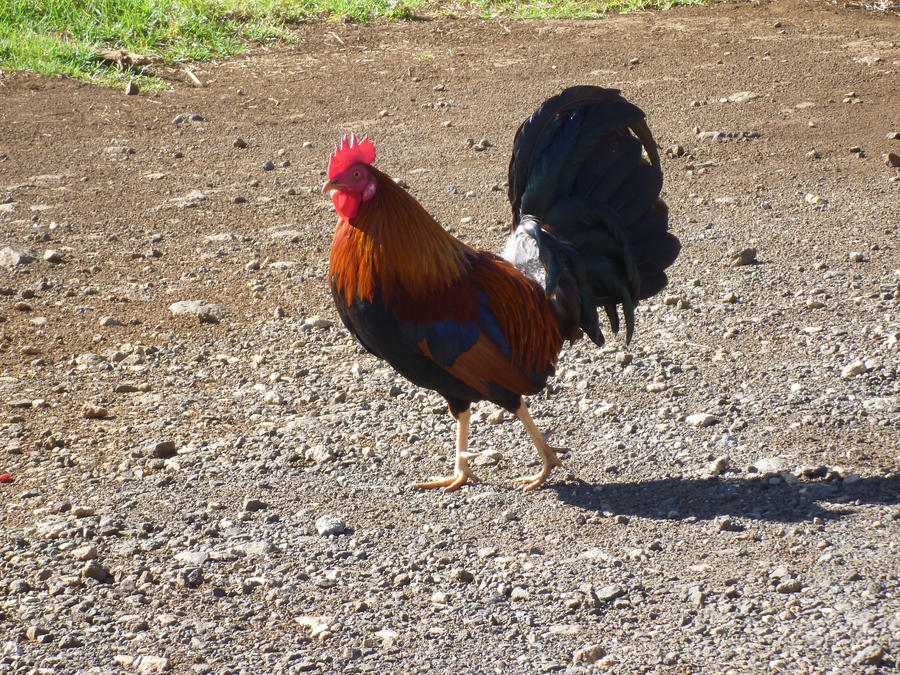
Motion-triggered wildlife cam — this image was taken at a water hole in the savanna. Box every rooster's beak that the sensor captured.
[322,179,343,193]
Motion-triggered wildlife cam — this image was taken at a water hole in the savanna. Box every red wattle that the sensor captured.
[333,191,361,220]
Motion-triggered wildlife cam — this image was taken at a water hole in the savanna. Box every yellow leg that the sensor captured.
[515,401,567,491]
[409,408,481,492]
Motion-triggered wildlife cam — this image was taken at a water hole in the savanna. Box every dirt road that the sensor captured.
[1,2,899,672]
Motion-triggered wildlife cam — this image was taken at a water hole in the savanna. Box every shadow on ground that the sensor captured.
[552,474,900,523]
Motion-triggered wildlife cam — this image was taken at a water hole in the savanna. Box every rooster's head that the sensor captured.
[323,134,377,220]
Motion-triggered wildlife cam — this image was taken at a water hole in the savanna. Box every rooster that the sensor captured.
[323,86,679,491]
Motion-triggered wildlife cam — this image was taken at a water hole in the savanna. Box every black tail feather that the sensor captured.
[610,161,665,225]
[506,86,680,344]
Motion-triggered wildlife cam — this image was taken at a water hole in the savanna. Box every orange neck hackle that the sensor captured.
[329,166,471,305]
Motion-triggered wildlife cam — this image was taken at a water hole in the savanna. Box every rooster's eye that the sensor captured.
[353,171,361,179]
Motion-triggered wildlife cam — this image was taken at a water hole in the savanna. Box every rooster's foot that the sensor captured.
[409,451,482,492]
[516,446,567,491]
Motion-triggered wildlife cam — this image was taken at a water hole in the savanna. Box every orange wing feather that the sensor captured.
[468,254,561,380]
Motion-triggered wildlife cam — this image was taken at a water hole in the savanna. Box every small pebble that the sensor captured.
[172,113,204,124]
[72,544,98,561]
[58,634,83,649]
[715,515,744,532]
[316,514,346,536]
[452,568,475,583]
[851,644,885,667]
[303,316,332,329]
[243,498,267,512]
[510,587,530,600]
[798,465,828,479]
[841,360,867,378]
[82,405,108,419]
[264,390,284,405]
[151,441,177,458]
[615,351,633,366]
[775,578,803,594]
[595,583,625,601]
[750,457,787,474]
[25,625,49,641]
[136,655,171,674]
[9,579,31,593]
[81,560,109,581]
[728,247,757,266]
[709,456,730,474]
[686,413,720,427]
[486,409,504,425]
[169,300,227,323]
[106,145,135,155]
[572,644,606,664]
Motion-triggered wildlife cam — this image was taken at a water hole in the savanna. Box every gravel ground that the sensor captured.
[1,2,899,673]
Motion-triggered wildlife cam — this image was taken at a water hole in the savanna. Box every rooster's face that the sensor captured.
[323,162,377,220]
[324,134,378,221]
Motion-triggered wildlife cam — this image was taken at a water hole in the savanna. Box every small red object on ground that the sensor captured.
[0,473,12,483]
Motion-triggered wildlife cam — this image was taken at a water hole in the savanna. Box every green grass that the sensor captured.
[467,0,702,18]
[0,0,704,88]
[0,0,305,87]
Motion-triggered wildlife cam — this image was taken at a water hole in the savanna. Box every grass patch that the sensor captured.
[464,0,704,19]
[0,0,704,88]
[0,0,306,88]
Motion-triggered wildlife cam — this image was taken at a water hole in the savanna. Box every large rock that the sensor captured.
[0,246,34,267]
[316,514,346,536]
[168,300,227,324]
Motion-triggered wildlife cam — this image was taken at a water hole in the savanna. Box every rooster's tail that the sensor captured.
[502,85,680,345]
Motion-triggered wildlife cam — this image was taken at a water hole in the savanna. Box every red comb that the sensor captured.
[328,134,376,179]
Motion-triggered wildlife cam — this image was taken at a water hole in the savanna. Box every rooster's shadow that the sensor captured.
[549,473,900,524]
